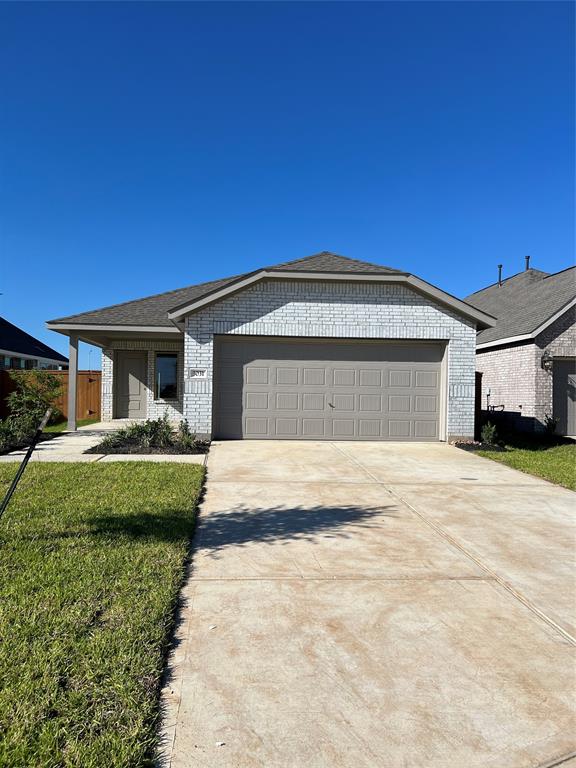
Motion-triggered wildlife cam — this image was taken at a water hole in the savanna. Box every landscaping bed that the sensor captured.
[0,462,204,767]
[86,416,209,455]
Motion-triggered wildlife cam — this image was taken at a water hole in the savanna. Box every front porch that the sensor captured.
[62,330,185,431]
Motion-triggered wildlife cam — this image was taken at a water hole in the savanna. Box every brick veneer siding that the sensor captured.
[475,305,575,432]
[475,342,538,426]
[535,306,576,429]
[183,279,478,439]
[101,339,184,421]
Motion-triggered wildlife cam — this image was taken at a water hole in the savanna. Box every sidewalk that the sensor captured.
[0,422,206,464]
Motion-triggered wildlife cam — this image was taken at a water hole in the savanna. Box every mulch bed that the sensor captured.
[453,440,506,453]
[86,440,210,455]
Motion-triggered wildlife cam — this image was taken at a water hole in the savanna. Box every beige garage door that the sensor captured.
[213,337,444,441]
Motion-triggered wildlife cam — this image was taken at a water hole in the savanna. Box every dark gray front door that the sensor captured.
[553,359,576,436]
[115,351,147,419]
[214,337,444,441]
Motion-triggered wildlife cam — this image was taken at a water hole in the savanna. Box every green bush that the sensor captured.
[0,420,16,453]
[481,421,498,445]
[7,370,62,425]
[543,413,558,434]
[177,420,197,451]
[89,416,207,455]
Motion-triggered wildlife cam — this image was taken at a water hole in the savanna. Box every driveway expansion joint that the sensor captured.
[330,442,576,647]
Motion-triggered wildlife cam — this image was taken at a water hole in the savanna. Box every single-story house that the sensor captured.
[0,316,69,370]
[47,252,495,441]
[465,260,575,436]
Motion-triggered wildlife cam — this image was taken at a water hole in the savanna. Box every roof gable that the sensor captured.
[47,251,495,331]
[466,266,576,346]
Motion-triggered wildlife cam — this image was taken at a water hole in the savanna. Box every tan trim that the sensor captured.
[46,323,181,334]
[476,334,533,350]
[167,270,496,328]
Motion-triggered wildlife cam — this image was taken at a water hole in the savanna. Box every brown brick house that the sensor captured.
[466,261,575,436]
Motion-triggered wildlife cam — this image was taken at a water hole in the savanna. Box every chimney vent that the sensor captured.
[525,255,531,271]
[498,264,503,286]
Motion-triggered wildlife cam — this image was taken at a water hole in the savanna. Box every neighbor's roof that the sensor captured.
[465,265,576,346]
[0,316,68,362]
[47,252,406,328]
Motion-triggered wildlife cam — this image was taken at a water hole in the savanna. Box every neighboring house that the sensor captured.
[0,316,68,370]
[47,252,494,440]
[465,262,576,436]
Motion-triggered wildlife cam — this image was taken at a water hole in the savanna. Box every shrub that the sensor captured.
[7,370,62,425]
[177,421,197,452]
[0,420,16,453]
[543,413,558,434]
[481,421,498,445]
[88,416,208,455]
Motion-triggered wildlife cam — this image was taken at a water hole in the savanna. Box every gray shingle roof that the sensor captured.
[47,252,403,327]
[0,316,68,362]
[465,266,576,345]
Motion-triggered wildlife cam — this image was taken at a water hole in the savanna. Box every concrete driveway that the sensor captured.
[161,442,576,768]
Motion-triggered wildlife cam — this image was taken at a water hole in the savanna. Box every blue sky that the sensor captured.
[0,1,573,368]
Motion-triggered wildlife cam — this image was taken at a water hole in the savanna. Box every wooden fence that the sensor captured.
[0,370,101,422]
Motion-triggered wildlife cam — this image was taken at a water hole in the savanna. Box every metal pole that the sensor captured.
[0,408,52,521]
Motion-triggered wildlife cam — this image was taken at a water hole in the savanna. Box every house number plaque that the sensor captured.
[188,368,207,379]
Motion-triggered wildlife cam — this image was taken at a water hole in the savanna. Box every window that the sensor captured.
[155,353,178,399]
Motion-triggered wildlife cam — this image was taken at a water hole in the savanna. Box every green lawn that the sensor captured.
[477,441,576,490]
[44,417,100,433]
[0,462,204,768]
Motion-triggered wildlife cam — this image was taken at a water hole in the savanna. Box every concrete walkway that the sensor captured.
[0,422,206,464]
[161,441,576,768]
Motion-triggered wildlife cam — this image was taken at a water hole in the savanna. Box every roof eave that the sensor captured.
[476,296,576,349]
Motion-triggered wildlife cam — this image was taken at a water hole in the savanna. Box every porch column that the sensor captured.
[67,334,78,432]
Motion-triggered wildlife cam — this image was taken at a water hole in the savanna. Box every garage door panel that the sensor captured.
[359,420,381,437]
[332,393,355,411]
[276,392,298,410]
[389,370,411,387]
[245,417,268,436]
[389,395,411,413]
[214,337,443,441]
[303,419,325,437]
[334,369,356,387]
[415,370,439,388]
[275,418,298,436]
[276,367,299,385]
[332,419,355,437]
[415,420,438,439]
[388,420,411,438]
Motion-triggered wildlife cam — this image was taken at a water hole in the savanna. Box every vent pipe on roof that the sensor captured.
[498,264,503,286]
[525,255,531,271]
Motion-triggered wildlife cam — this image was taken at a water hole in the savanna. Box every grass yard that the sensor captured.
[0,462,204,768]
[477,441,576,490]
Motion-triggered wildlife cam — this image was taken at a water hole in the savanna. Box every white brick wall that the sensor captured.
[183,279,477,439]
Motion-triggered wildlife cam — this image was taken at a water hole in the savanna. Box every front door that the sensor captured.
[553,359,576,436]
[115,351,147,419]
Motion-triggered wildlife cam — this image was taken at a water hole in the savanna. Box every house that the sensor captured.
[465,260,575,436]
[47,252,494,439]
[0,316,68,370]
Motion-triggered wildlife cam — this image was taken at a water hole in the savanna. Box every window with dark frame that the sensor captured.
[155,353,178,399]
